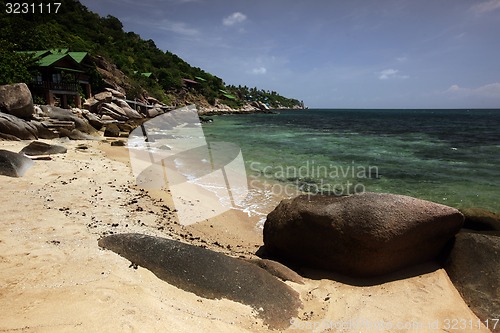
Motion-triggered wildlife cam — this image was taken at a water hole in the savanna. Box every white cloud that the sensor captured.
[158,19,199,36]
[445,83,500,98]
[251,67,267,75]
[470,0,500,15]
[378,69,409,80]
[223,12,247,26]
[396,57,408,63]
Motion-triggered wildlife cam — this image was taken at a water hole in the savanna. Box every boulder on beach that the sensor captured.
[444,232,500,332]
[0,149,34,177]
[0,112,38,140]
[263,192,464,277]
[99,233,301,330]
[0,83,34,119]
[20,141,67,156]
[40,105,95,134]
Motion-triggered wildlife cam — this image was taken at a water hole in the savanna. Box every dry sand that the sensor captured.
[0,139,491,332]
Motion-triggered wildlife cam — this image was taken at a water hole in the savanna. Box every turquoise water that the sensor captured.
[202,109,500,214]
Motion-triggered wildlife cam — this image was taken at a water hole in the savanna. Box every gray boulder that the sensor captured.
[41,106,95,134]
[20,141,67,156]
[0,83,34,119]
[99,234,301,330]
[444,232,499,332]
[264,193,464,277]
[0,149,34,177]
[0,112,38,140]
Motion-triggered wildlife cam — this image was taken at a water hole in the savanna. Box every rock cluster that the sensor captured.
[0,83,170,141]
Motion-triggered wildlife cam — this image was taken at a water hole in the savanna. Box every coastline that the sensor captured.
[0,139,491,332]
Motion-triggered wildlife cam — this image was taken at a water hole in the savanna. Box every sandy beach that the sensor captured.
[0,139,491,332]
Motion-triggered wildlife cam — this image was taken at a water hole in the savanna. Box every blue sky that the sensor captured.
[80,0,500,108]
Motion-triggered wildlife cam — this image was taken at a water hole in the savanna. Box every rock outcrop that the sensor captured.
[0,83,34,119]
[444,232,500,332]
[263,193,464,277]
[0,149,34,177]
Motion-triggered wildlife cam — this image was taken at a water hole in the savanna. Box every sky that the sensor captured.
[79,0,500,108]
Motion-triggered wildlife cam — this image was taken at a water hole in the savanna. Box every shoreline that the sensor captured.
[0,139,492,332]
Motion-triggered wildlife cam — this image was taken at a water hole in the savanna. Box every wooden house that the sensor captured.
[20,49,93,108]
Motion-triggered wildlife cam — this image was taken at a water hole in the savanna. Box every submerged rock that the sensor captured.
[444,232,500,332]
[264,192,464,277]
[99,233,301,330]
[20,141,67,156]
[0,149,34,177]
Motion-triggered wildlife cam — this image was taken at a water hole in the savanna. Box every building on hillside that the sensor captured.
[19,49,93,108]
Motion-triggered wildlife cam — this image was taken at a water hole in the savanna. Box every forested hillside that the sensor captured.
[0,0,303,109]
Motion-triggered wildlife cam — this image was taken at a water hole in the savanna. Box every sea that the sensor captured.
[201,109,500,219]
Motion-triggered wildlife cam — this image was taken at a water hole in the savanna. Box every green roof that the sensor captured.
[68,52,88,63]
[37,54,67,67]
[195,76,207,82]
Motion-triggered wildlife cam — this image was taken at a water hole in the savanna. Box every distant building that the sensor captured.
[19,49,93,108]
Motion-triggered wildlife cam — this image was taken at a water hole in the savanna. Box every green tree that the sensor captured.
[0,40,35,85]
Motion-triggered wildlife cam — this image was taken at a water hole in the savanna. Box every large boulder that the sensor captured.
[0,83,34,119]
[0,149,34,177]
[263,193,464,277]
[99,234,301,330]
[0,112,38,140]
[444,232,499,332]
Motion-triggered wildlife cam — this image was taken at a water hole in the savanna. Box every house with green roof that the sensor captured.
[19,49,93,108]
